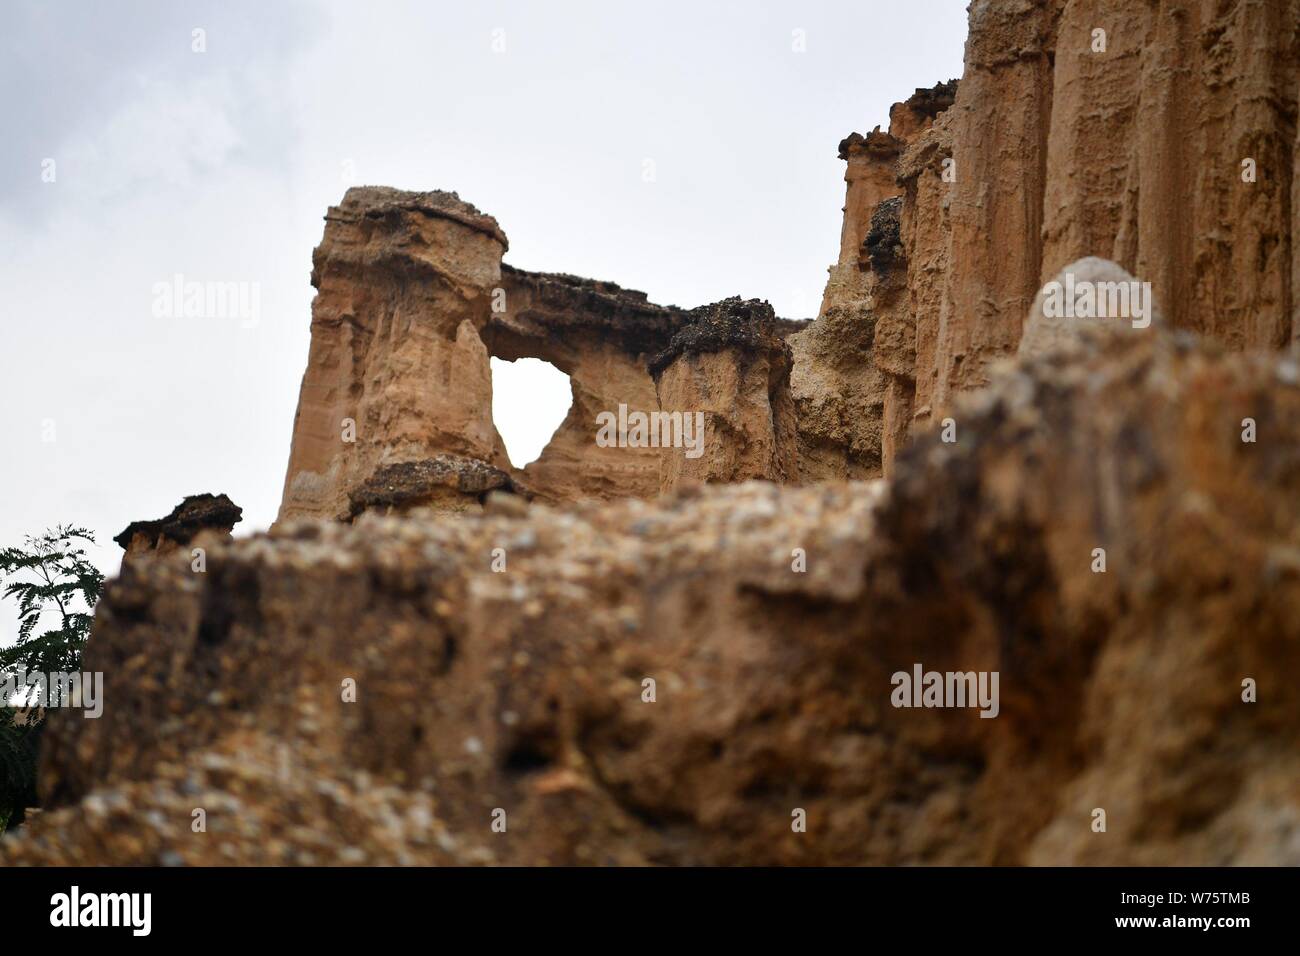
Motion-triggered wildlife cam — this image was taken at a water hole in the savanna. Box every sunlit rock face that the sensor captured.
[276,187,512,523]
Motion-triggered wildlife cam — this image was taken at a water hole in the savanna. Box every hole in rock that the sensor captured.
[490,356,573,468]
[503,737,555,774]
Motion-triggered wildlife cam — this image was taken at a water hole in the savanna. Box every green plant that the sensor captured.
[0,706,39,833]
[0,526,104,833]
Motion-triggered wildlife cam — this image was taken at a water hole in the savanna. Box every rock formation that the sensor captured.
[802,0,1298,477]
[484,267,694,502]
[817,129,905,320]
[277,187,512,523]
[1019,257,1164,360]
[790,81,957,481]
[7,326,1299,865]
[277,188,718,516]
[897,109,956,442]
[347,456,517,518]
[649,298,799,491]
[113,494,243,562]
[1040,0,1300,350]
[6,0,1300,869]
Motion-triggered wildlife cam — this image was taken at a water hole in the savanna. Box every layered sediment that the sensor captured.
[278,188,708,514]
[791,82,958,481]
[484,267,694,502]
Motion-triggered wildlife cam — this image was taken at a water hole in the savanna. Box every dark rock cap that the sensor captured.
[114,494,243,550]
[863,196,905,274]
[837,127,905,162]
[347,456,516,518]
[491,264,693,358]
[899,79,959,120]
[648,297,787,377]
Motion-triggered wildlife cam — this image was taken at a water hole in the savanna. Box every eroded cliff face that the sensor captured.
[805,0,1299,476]
[791,82,957,481]
[8,327,1298,866]
[898,110,956,439]
[276,188,754,515]
[277,188,513,523]
[1042,0,1300,350]
[817,129,907,320]
[483,267,693,503]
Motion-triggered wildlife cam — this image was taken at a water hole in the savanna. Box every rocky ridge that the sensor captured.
[6,324,1299,865]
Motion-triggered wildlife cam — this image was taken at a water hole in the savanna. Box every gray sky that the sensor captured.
[0,0,967,644]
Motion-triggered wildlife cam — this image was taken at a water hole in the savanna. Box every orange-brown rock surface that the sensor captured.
[278,187,513,522]
[898,109,956,438]
[7,326,1298,866]
[1041,0,1300,349]
[801,0,1298,477]
[791,82,957,480]
[650,298,799,491]
[484,267,694,502]
[817,129,905,320]
[278,188,712,515]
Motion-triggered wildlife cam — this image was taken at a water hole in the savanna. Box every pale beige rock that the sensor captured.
[788,304,886,480]
[277,187,512,523]
[1019,257,1162,359]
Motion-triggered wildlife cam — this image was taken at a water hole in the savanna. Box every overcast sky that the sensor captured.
[0,0,967,644]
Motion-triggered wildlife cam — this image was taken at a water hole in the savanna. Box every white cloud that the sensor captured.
[59,74,245,199]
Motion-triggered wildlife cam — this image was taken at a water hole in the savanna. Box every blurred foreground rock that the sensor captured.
[6,328,1299,865]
